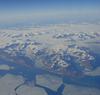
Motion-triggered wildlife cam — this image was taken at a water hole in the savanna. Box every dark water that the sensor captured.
[0,51,100,95]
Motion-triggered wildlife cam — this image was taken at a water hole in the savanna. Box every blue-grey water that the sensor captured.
[0,43,100,95]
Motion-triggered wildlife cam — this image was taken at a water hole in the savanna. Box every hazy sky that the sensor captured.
[0,0,100,25]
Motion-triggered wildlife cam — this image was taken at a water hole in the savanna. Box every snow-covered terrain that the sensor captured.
[0,24,100,72]
[0,24,100,95]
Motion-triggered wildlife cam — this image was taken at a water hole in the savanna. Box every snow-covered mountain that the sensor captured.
[0,24,100,76]
[0,24,100,95]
